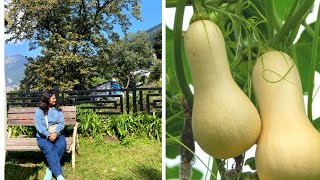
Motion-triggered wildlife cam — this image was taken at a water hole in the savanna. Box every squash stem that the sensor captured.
[173,0,194,106]
[307,3,320,121]
[166,0,192,8]
[180,101,194,179]
[191,0,209,22]
[233,0,242,44]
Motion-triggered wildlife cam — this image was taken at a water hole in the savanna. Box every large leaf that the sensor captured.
[294,22,320,94]
[273,0,296,23]
[312,116,320,132]
[244,157,256,170]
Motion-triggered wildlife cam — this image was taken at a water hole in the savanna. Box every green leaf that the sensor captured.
[239,172,259,180]
[272,0,296,23]
[166,166,203,179]
[244,157,256,170]
[312,117,320,132]
[294,22,320,94]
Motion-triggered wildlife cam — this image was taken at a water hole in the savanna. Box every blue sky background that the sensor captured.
[5,0,162,58]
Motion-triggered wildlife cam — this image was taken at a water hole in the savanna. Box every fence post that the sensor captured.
[126,88,130,113]
[132,81,137,113]
[54,86,60,104]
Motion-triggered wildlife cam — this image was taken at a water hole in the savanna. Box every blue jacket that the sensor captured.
[34,107,65,139]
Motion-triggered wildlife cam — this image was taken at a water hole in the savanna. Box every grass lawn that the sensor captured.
[5,136,162,180]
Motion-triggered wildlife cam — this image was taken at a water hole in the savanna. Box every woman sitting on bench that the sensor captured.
[34,91,66,180]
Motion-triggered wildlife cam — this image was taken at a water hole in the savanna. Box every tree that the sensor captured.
[100,31,155,88]
[6,0,142,91]
[153,30,162,60]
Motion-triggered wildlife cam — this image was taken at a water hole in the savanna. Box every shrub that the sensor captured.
[105,113,162,141]
[76,108,104,138]
[9,126,36,138]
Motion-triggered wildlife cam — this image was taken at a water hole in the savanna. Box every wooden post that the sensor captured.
[120,96,124,113]
[139,90,143,111]
[126,89,130,113]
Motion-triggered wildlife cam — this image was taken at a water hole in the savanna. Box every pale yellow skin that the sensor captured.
[252,51,320,180]
[184,20,261,159]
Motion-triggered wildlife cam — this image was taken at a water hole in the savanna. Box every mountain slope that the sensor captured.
[5,54,27,88]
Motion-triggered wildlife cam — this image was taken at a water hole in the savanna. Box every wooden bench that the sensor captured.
[6,106,80,171]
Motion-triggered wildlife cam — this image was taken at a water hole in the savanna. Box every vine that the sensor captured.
[167,0,319,179]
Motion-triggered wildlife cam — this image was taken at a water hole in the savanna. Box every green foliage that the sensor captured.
[9,126,36,138]
[6,0,142,91]
[166,166,203,179]
[105,113,162,140]
[244,157,256,170]
[166,0,320,178]
[76,108,104,138]
[239,172,259,180]
[148,60,162,83]
[294,22,320,94]
[153,30,162,59]
[99,31,156,88]
[90,77,110,87]
[312,117,320,132]
[76,105,161,140]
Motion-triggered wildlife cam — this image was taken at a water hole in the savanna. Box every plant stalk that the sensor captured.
[166,132,218,179]
[180,100,194,180]
[191,0,210,22]
[263,0,275,39]
[166,0,192,8]
[173,0,194,106]
[307,3,320,121]
[271,0,315,46]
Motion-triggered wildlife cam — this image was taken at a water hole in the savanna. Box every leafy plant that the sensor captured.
[105,113,162,140]
[76,108,104,138]
[9,126,36,138]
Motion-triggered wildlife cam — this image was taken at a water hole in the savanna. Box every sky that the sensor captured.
[4,0,162,58]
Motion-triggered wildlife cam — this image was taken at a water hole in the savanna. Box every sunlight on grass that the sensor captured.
[5,136,161,180]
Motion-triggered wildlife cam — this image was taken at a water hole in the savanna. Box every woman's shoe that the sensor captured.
[44,168,52,180]
[57,175,65,180]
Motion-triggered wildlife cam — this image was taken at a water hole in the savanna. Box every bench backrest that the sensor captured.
[7,106,77,126]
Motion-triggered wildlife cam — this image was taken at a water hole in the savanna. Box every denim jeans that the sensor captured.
[37,135,66,177]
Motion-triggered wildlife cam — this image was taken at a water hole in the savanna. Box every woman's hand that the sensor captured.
[49,133,58,142]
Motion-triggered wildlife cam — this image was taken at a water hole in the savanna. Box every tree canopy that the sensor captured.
[100,31,156,88]
[6,0,152,91]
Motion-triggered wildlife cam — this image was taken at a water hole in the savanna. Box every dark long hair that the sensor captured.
[38,91,62,115]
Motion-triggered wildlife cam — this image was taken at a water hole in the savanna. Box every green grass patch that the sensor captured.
[5,136,161,180]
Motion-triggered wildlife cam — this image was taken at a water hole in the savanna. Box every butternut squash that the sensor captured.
[252,51,320,180]
[184,20,261,159]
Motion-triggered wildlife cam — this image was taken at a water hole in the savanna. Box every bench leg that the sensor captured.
[72,143,76,171]
[76,134,80,155]
[71,122,79,171]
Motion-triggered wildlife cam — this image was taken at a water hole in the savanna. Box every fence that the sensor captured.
[7,82,162,115]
